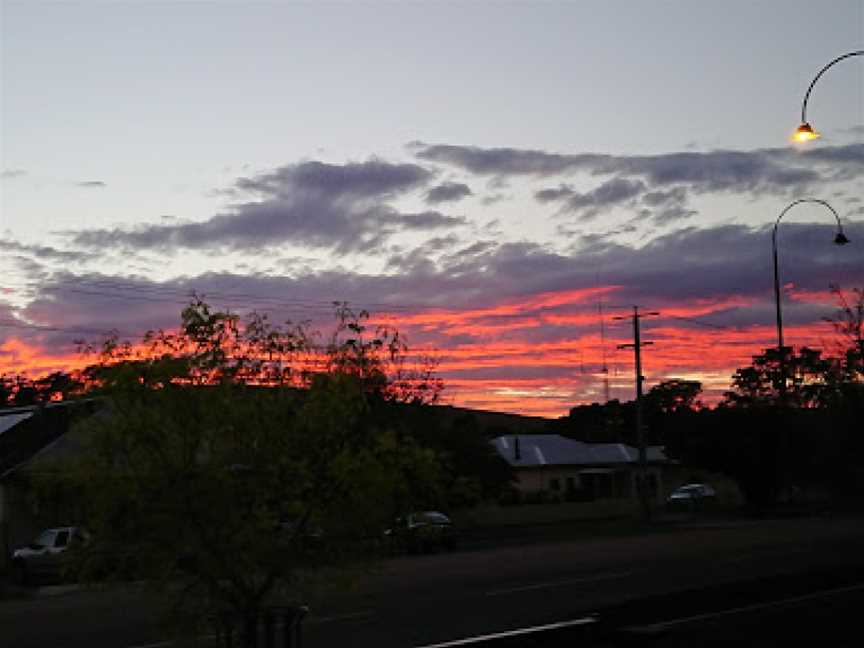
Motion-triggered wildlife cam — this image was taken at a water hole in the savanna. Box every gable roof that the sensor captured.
[0,411,34,438]
[0,400,100,480]
[491,434,666,468]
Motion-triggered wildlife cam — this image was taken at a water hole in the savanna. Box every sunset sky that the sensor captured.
[1,1,862,417]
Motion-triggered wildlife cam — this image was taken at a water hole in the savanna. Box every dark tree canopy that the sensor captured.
[40,300,446,644]
[722,346,835,408]
[645,379,703,415]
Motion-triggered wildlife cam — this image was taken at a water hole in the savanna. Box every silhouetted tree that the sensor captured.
[11,375,38,406]
[43,300,444,646]
[419,413,514,506]
[722,346,833,408]
[645,379,702,415]
[34,371,83,402]
[0,371,84,408]
[553,399,635,444]
[823,284,864,383]
[0,374,13,407]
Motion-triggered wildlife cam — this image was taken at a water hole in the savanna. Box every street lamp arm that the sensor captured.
[774,198,844,233]
[801,50,863,124]
[771,197,850,386]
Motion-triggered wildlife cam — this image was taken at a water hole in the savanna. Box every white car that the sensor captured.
[667,483,717,509]
[10,526,89,585]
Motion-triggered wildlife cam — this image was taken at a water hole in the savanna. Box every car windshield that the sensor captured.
[419,512,450,524]
[31,530,55,548]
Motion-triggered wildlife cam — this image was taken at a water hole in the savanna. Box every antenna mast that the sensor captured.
[599,294,611,403]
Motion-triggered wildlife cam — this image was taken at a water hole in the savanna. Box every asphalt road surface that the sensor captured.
[2,515,863,648]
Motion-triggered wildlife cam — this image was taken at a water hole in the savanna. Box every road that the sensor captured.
[2,515,863,647]
[603,577,864,647]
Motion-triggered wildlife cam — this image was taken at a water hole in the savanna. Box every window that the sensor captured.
[419,512,451,524]
[647,474,658,495]
[33,530,55,549]
[550,478,561,491]
[55,530,70,548]
[614,471,632,498]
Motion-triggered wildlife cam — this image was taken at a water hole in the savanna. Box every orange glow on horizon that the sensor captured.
[0,285,847,418]
[0,338,92,378]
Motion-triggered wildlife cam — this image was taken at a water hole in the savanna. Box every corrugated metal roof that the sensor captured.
[0,411,33,437]
[492,434,666,467]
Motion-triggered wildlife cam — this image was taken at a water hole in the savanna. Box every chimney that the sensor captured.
[514,435,521,461]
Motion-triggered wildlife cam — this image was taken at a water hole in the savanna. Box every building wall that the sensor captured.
[515,467,584,494]
[513,465,665,503]
[0,484,7,569]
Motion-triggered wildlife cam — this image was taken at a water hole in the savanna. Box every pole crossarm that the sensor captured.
[801,50,863,124]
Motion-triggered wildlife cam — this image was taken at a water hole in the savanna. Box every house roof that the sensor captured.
[491,434,666,468]
[0,400,100,480]
[0,411,34,437]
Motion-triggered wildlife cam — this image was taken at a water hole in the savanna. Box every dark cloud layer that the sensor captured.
[642,186,688,207]
[73,204,463,255]
[639,186,695,225]
[65,144,864,256]
[416,142,864,197]
[535,178,646,219]
[425,182,472,204]
[650,205,698,225]
[1,240,90,264]
[390,221,863,314]
[417,142,863,230]
[609,150,819,193]
[70,159,459,254]
[234,159,431,199]
[6,220,862,356]
[416,143,607,176]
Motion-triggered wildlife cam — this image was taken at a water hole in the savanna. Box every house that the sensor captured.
[491,434,667,503]
[0,401,97,567]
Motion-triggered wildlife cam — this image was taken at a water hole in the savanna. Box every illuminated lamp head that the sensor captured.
[793,122,819,142]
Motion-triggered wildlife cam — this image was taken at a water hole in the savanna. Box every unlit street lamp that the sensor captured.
[793,50,863,142]
[772,199,850,393]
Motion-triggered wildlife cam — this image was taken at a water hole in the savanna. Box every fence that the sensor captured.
[214,605,309,648]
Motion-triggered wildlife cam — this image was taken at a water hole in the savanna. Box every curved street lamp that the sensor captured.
[793,50,864,142]
[772,199,850,376]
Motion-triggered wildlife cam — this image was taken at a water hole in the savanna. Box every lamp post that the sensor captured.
[793,50,863,142]
[772,198,850,396]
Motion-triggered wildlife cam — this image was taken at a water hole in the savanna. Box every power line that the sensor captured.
[0,276,427,314]
[2,285,362,315]
[1,275,665,317]
[664,314,740,331]
[0,318,139,337]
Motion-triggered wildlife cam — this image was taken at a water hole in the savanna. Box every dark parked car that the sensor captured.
[385,511,458,554]
[278,516,325,550]
[10,526,90,585]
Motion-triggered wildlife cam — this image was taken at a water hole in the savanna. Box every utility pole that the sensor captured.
[615,306,659,522]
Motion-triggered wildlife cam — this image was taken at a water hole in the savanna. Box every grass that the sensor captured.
[451,499,642,530]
